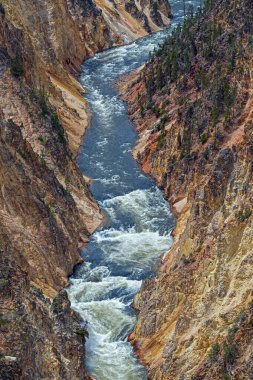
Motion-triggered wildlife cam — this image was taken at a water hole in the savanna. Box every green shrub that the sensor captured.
[38,135,47,146]
[58,129,66,144]
[51,112,61,128]
[157,128,166,149]
[235,209,252,222]
[163,98,170,107]
[203,147,209,159]
[75,328,88,338]
[29,90,36,101]
[11,55,24,78]
[37,87,49,116]
[200,132,208,144]
[223,335,237,365]
[0,317,9,328]
[209,342,220,363]
[152,106,161,117]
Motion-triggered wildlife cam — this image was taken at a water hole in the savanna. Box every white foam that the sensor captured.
[94,161,105,170]
[96,174,121,186]
[94,227,171,269]
[101,188,171,232]
[69,292,147,379]
[121,142,132,154]
[85,339,146,380]
[77,265,110,281]
[69,276,140,303]
[97,138,108,147]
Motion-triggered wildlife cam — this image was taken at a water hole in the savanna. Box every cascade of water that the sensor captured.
[67,1,202,379]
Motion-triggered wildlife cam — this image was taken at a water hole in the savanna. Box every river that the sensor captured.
[67,1,202,379]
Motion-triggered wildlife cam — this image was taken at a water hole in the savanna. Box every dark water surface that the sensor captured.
[67,1,202,379]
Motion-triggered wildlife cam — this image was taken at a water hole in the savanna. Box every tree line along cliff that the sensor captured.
[0,0,171,378]
[121,0,253,378]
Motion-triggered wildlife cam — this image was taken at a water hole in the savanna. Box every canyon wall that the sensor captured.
[122,0,253,378]
[0,0,171,378]
[0,0,171,155]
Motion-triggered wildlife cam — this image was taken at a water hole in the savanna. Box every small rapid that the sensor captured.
[67,1,202,379]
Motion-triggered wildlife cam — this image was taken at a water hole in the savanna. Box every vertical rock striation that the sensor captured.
[121,0,253,378]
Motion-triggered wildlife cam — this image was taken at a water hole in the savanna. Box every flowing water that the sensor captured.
[67,1,202,379]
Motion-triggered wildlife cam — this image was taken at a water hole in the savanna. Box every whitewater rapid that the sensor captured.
[67,1,202,379]
[69,187,172,379]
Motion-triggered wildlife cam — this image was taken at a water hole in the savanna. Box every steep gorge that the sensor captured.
[0,0,171,378]
[121,0,253,378]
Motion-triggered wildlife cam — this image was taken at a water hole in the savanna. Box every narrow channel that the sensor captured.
[67,1,202,379]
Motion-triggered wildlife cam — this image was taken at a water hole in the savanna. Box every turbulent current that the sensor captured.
[67,1,202,379]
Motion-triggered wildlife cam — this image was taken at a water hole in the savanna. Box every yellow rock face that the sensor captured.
[119,3,253,375]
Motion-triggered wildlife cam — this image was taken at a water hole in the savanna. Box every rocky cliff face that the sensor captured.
[97,0,171,37]
[0,0,171,378]
[122,0,253,378]
[0,0,171,155]
[0,45,101,380]
[0,254,87,380]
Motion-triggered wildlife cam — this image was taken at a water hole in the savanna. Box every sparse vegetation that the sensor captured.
[202,147,209,159]
[0,317,9,328]
[51,112,61,128]
[49,202,57,215]
[75,328,88,338]
[58,128,66,144]
[38,135,47,146]
[223,334,237,366]
[235,209,252,222]
[209,342,220,363]
[11,55,24,78]
[120,1,253,379]
[200,132,208,144]
[138,0,252,167]
[37,87,50,116]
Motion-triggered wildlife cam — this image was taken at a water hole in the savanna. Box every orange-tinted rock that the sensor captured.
[120,0,253,378]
